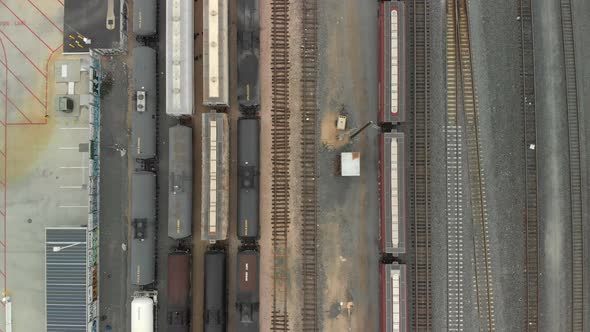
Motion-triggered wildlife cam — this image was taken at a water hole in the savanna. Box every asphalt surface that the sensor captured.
[317,1,380,330]
[98,55,131,331]
[534,0,574,330]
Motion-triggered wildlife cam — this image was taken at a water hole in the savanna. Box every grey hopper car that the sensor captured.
[236,250,259,332]
[204,251,227,332]
[237,0,260,111]
[237,118,260,240]
[168,125,193,239]
[130,172,156,286]
[133,0,157,36]
[131,46,157,160]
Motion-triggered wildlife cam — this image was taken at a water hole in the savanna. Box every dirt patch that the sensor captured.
[321,111,351,150]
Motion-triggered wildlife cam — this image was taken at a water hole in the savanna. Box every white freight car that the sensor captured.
[203,0,229,107]
[166,0,194,116]
[131,295,156,332]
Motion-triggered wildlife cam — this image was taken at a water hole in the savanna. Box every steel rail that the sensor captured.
[270,0,291,330]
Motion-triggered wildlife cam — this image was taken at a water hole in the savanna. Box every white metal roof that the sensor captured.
[341,152,360,177]
[45,228,88,332]
[166,0,194,115]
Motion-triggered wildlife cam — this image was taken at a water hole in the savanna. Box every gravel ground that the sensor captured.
[533,0,574,330]
[571,0,590,324]
[317,1,380,330]
[428,0,449,330]
[468,0,528,330]
[257,0,273,329]
[97,53,133,332]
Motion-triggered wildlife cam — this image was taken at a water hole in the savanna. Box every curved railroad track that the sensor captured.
[446,0,496,330]
[559,0,584,329]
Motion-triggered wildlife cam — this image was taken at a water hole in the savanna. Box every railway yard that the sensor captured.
[0,0,588,331]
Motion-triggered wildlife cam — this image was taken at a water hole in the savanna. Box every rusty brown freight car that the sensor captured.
[167,251,191,332]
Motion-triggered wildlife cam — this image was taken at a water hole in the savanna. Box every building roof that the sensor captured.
[341,152,361,176]
[45,227,88,332]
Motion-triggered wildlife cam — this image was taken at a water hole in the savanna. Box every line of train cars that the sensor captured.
[379,2,408,332]
[201,0,262,330]
[130,1,194,332]
[129,0,261,331]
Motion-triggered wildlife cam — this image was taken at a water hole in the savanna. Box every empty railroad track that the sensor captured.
[518,0,539,329]
[300,0,319,330]
[410,0,432,330]
[559,0,584,329]
[270,0,291,330]
[448,0,496,330]
[445,3,464,327]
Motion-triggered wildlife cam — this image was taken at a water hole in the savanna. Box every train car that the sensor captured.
[237,0,260,111]
[167,251,191,332]
[204,251,227,332]
[131,294,156,332]
[130,172,156,286]
[131,46,157,160]
[237,118,260,240]
[380,264,407,332]
[379,1,406,123]
[380,132,406,254]
[201,112,229,241]
[168,125,193,239]
[133,0,157,37]
[166,0,194,115]
[236,250,259,332]
[203,0,229,107]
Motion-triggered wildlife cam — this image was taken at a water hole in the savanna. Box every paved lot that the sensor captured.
[317,1,380,330]
[0,1,98,330]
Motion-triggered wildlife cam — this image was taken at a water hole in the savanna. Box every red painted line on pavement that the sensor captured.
[43,44,62,117]
[0,90,35,123]
[0,35,8,293]
[56,0,64,6]
[27,0,64,33]
[0,30,47,78]
[0,0,53,50]
[8,121,46,125]
[0,60,47,108]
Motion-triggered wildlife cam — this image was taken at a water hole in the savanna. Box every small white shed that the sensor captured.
[341,152,360,176]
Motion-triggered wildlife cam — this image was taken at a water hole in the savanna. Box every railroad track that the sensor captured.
[409,0,432,329]
[559,0,584,330]
[445,1,464,330]
[449,0,496,330]
[518,0,539,329]
[270,0,291,330]
[300,0,319,330]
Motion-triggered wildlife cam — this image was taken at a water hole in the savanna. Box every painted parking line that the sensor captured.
[58,147,79,150]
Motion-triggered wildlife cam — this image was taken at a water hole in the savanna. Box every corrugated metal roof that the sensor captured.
[45,228,88,332]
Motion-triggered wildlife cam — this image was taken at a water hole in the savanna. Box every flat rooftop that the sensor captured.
[63,0,122,53]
